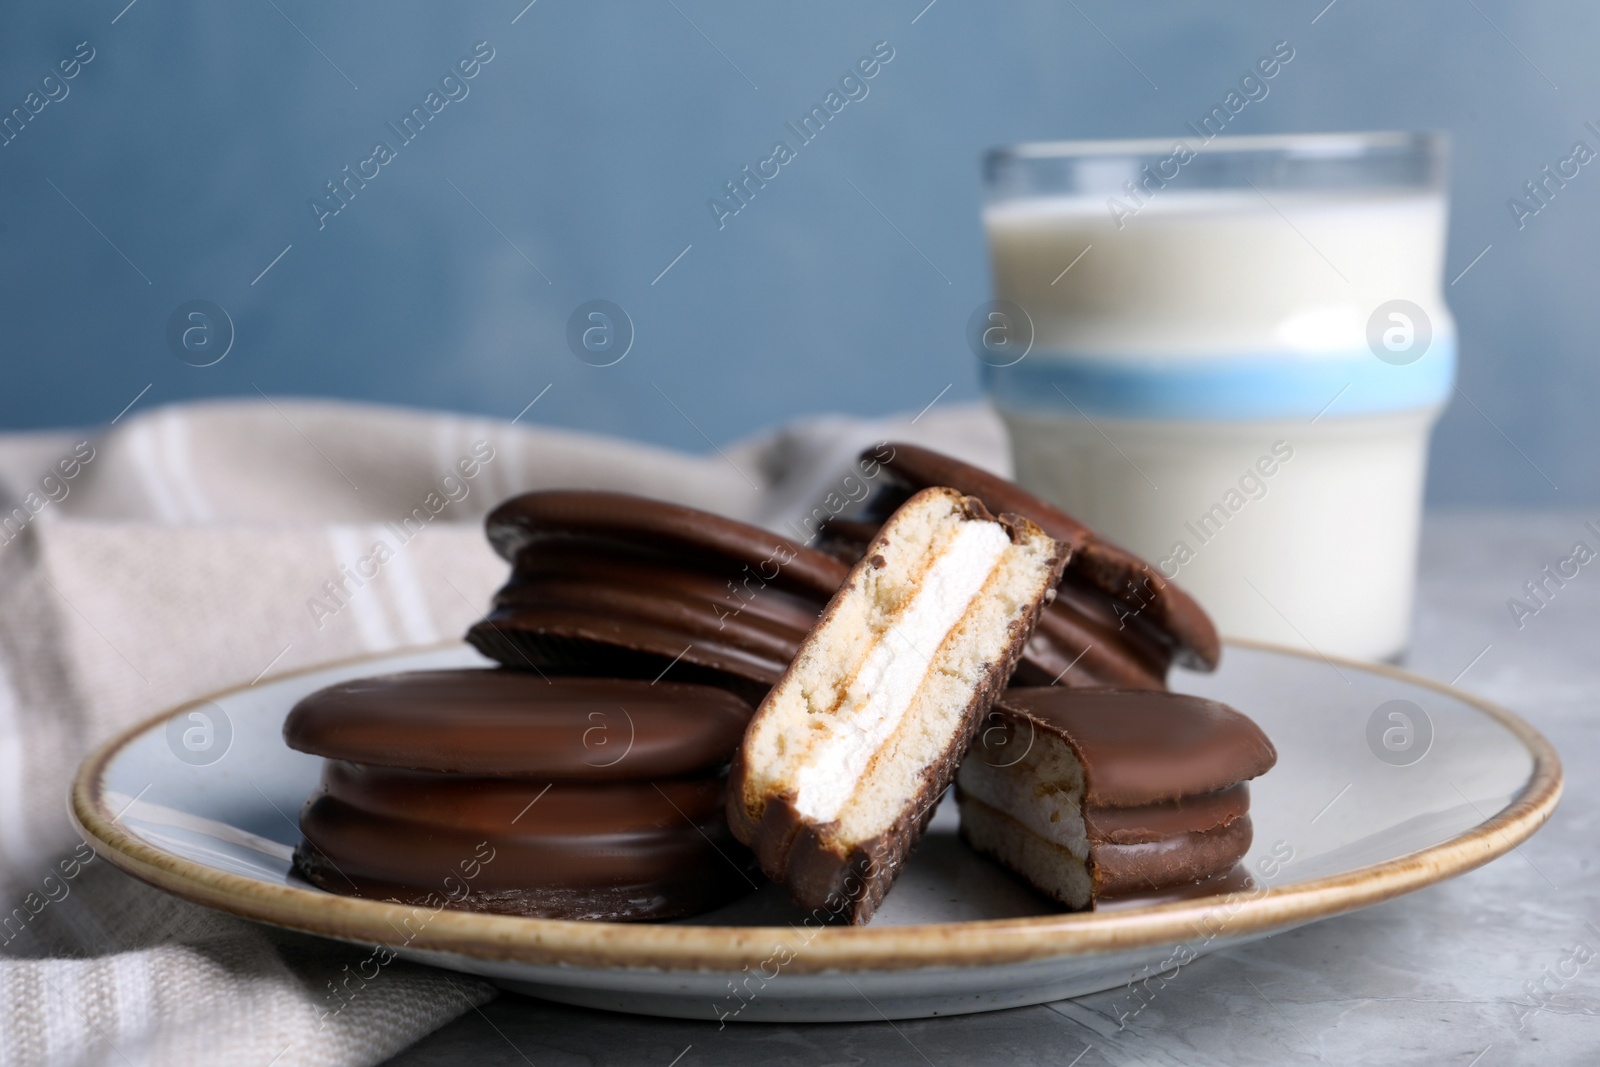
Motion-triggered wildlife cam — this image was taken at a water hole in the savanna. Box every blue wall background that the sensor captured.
[1,0,1594,505]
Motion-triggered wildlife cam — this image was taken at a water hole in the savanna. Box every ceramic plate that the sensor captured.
[71,639,1560,1022]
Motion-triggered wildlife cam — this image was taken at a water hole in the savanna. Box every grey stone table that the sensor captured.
[385,513,1599,1067]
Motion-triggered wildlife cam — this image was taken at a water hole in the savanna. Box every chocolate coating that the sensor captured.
[284,670,751,779]
[285,664,763,920]
[1085,782,1250,843]
[1091,816,1254,898]
[837,443,1220,687]
[994,687,1278,808]
[483,490,849,594]
[1020,576,1174,689]
[296,766,755,920]
[469,491,848,694]
[1095,863,1256,909]
[963,687,1273,908]
[955,789,1254,907]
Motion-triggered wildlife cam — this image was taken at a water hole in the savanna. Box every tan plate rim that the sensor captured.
[70,637,1563,974]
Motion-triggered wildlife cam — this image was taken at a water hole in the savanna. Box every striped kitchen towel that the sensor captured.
[0,396,1005,1067]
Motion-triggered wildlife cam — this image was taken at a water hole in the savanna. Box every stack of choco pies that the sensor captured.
[284,443,1275,924]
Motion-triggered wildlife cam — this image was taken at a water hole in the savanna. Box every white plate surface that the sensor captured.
[72,640,1560,1022]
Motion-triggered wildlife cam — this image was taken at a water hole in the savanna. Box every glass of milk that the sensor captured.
[979,132,1453,662]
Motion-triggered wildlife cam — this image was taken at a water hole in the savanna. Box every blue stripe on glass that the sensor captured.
[981,340,1456,421]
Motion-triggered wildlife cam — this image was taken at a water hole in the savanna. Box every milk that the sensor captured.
[982,176,1454,661]
[984,191,1449,357]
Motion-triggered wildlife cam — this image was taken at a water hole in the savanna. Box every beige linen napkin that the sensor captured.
[0,397,1005,1067]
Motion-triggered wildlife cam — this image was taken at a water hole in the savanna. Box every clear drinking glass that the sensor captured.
[979,132,1453,661]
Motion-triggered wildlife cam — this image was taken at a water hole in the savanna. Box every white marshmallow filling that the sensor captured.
[790,520,1011,823]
